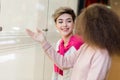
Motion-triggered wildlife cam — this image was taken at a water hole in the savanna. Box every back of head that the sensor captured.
[76,3,120,55]
[52,7,76,23]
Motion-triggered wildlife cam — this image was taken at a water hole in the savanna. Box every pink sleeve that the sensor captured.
[42,41,81,69]
[86,50,111,80]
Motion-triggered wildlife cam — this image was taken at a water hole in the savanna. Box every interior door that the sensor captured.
[0,0,48,80]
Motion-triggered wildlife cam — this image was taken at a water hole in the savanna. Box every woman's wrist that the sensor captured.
[42,40,51,52]
[40,39,47,46]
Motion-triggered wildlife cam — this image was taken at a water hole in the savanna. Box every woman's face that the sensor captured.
[56,13,74,37]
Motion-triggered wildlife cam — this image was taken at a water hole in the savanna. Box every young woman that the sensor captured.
[51,7,84,80]
[26,3,120,80]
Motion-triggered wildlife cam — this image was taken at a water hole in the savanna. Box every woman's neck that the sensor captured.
[62,34,73,47]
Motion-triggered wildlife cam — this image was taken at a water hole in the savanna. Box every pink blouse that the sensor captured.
[42,42,111,80]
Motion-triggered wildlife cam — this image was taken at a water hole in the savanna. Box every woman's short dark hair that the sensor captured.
[52,7,76,23]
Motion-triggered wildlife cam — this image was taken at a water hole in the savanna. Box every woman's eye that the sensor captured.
[67,20,72,23]
[58,21,63,23]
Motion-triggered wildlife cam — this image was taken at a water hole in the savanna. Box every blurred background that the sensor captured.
[0,0,120,80]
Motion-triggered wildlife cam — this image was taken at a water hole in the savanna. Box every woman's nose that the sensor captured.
[62,22,67,27]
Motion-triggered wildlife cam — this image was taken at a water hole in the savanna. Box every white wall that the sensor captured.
[0,0,78,80]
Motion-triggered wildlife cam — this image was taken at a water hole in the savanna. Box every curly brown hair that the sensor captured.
[76,3,120,55]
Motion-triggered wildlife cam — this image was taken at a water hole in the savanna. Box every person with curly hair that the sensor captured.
[26,3,120,80]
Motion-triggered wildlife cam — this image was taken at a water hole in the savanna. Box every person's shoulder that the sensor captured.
[94,48,110,58]
[56,39,62,44]
[87,45,110,59]
[79,44,110,59]
[55,39,62,50]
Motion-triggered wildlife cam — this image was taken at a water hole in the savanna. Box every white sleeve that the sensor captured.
[42,41,82,69]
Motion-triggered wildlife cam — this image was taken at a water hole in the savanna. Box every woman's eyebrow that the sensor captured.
[58,19,63,21]
[66,18,72,20]
[57,18,72,21]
